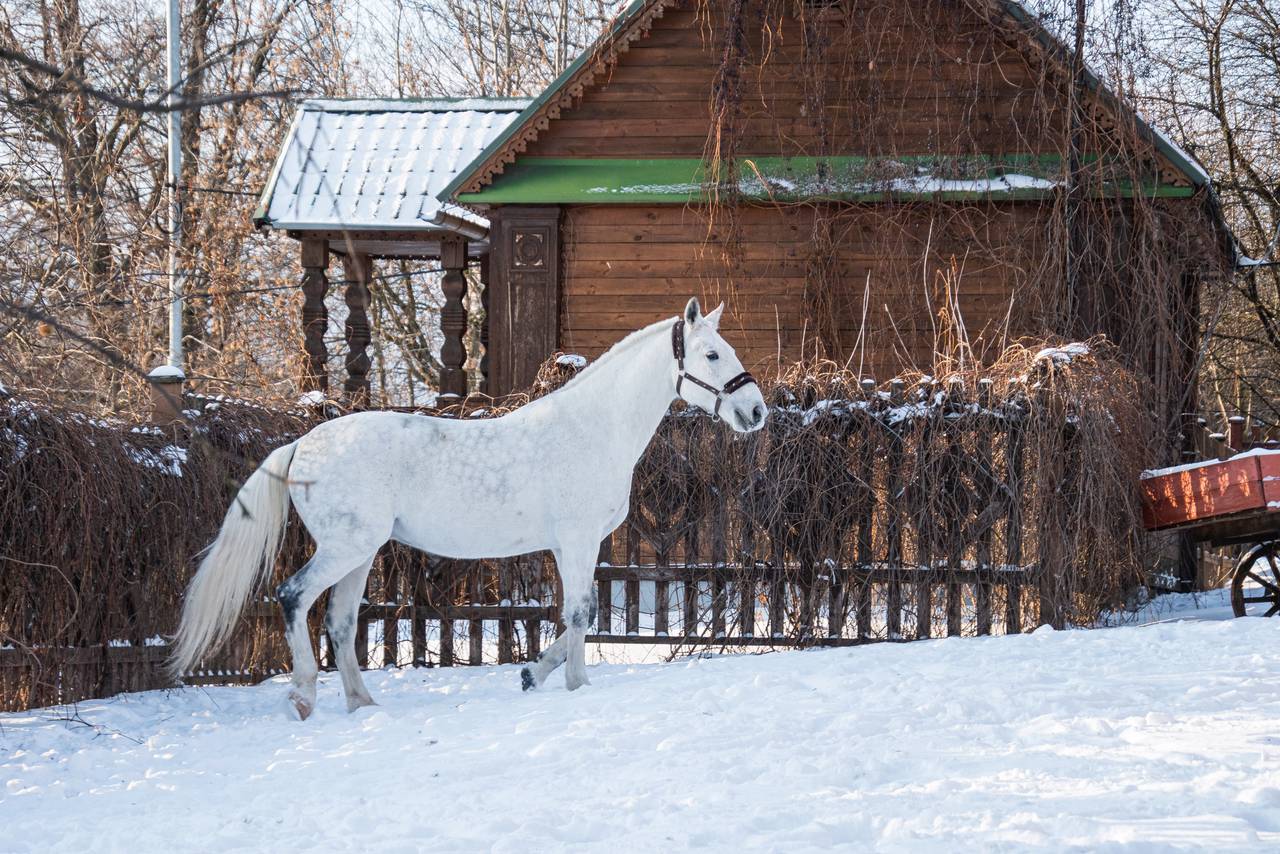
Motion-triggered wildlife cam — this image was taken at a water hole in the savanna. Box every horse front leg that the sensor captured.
[560,547,598,691]
[562,581,595,691]
[519,631,569,691]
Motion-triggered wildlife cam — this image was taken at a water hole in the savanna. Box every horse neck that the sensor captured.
[558,320,676,465]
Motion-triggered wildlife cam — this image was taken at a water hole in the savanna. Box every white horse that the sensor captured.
[169,298,766,719]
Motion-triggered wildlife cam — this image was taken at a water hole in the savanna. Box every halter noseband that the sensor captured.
[672,319,758,420]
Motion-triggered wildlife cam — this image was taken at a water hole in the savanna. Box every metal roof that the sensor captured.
[254,98,531,234]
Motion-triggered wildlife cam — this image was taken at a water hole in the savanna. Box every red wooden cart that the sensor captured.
[1141,449,1280,617]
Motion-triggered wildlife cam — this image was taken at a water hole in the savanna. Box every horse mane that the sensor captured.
[553,314,677,392]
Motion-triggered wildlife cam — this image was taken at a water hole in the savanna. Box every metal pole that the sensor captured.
[167,0,184,369]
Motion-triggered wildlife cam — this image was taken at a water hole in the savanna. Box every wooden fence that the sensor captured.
[339,377,1064,668]
[3,356,1154,712]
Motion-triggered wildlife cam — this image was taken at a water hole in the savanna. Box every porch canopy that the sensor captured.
[254,97,530,401]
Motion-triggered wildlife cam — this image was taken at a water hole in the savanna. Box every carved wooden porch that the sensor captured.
[252,98,534,403]
[292,229,487,403]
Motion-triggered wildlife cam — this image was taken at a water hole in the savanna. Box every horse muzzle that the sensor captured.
[731,401,767,433]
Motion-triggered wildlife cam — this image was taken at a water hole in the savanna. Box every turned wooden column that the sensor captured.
[341,252,373,407]
[478,252,491,394]
[300,237,329,394]
[439,236,469,399]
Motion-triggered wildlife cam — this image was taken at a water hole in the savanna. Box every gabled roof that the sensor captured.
[254,98,530,234]
[438,0,1213,204]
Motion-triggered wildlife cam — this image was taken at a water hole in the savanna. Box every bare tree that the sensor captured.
[0,0,344,412]
[1138,0,1280,428]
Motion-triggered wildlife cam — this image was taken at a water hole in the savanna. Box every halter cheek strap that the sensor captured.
[672,319,758,420]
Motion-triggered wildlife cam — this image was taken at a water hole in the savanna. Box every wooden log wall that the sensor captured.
[559,202,1045,373]
[498,0,1190,380]
[518,2,1067,160]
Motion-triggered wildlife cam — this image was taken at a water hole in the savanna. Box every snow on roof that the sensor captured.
[255,98,531,233]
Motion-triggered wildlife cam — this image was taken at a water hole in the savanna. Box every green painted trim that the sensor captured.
[457,155,1194,204]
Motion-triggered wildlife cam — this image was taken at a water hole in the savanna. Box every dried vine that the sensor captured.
[688,0,1226,457]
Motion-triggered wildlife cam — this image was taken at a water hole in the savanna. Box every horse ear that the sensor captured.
[704,302,724,330]
[684,297,701,325]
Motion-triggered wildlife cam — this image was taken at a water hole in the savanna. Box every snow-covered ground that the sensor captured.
[3,601,1279,852]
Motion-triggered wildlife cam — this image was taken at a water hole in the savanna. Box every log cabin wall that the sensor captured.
[515,0,1071,375]
[469,0,1219,393]
[559,201,1045,374]
[520,2,1066,159]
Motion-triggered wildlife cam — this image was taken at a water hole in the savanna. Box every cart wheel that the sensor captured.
[1231,541,1280,618]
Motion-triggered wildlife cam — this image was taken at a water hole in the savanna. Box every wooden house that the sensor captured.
[436,0,1234,428]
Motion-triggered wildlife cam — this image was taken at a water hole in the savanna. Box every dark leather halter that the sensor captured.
[671,319,758,420]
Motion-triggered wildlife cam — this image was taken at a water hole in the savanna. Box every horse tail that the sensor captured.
[168,440,299,679]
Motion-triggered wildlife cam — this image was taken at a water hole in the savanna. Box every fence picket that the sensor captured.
[625,575,640,636]
[1005,383,1027,635]
[975,379,995,636]
[885,379,906,640]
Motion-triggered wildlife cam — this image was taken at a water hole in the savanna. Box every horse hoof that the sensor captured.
[565,674,590,692]
[288,690,314,721]
[521,667,536,692]
[346,695,376,713]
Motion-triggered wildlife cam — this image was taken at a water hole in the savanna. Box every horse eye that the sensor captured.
[707,351,719,362]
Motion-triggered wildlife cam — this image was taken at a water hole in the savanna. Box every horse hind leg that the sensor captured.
[326,558,377,712]
[277,547,373,720]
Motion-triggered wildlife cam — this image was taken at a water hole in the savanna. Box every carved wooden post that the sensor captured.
[341,252,373,407]
[300,238,329,394]
[479,252,491,394]
[440,236,469,399]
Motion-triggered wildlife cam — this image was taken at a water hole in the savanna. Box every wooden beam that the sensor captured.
[300,238,329,394]
[479,252,491,394]
[439,236,469,399]
[287,228,460,243]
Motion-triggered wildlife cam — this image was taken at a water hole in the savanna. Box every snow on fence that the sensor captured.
[0,340,1156,712]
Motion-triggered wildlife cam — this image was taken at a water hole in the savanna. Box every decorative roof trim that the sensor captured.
[438,0,679,199]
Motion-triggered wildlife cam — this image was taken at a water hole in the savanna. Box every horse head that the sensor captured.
[674,297,767,433]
